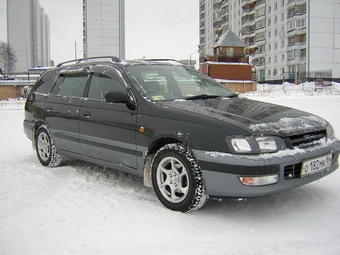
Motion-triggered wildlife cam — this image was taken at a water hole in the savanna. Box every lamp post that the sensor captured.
[189,48,199,68]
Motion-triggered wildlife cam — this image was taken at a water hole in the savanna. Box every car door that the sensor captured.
[79,66,138,174]
[44,68,89,155]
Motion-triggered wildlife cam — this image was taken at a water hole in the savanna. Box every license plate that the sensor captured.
[301,153,332,177]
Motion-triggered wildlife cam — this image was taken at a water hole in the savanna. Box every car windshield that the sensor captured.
[126,65,235,101]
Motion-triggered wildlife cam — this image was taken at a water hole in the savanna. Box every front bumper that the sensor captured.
[194,139,340,198]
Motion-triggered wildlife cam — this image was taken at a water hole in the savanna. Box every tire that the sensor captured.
[151,143,208,212]
[36,125,62,167]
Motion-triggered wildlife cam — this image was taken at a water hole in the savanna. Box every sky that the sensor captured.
[38,0,199,65]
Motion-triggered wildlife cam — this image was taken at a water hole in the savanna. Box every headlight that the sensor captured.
[226,136,286,154]
[326,125,335,140]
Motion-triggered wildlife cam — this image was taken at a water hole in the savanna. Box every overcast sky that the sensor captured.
[38,0,199,65]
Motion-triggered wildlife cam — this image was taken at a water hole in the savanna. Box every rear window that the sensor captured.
[34,69,59,94]
[51,74,88,97]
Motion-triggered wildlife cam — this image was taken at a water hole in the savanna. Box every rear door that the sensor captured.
[44,68,89,155]
[79,66,138,173]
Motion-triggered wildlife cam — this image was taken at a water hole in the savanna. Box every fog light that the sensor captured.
[239,174,279,186]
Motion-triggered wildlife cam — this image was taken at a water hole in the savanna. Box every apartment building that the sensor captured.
[1,0,50,72]
[83,0,125,59]
[200,0,340,81]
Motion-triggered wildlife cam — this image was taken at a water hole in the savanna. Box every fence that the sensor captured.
[251,81,340,96]
[258,69,334,84]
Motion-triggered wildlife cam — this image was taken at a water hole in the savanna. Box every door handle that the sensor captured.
[82,112,91,118]
[46,106,52,112]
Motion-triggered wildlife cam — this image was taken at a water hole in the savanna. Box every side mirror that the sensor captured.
[105,91,136,110]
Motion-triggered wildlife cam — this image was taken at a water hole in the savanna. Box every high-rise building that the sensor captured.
[83,0,125,59]
[199,0,340,81]
[1,0,50,72]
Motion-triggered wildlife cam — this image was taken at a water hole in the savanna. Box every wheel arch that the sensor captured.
[143,137,182,188]
[32,120,48,150]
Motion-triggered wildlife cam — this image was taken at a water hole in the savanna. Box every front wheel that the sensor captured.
[36,125,62,167]
[151,144,208,212]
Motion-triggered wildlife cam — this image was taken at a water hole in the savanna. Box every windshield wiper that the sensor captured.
[186,94,220,100]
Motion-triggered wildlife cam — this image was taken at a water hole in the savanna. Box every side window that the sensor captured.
[34,69,59,94]
[51,74,88,97]
[87,73,126,101]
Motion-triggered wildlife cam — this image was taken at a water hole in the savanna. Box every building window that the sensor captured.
[296,19,306,28]
[255,32,265,41]
[288,36,295,46]
[258,45,265,53]
[256,7,265,17]
[288,20,295,31]
[296,3,307,14]
[287,50,294,60]
[256,19,265,29]
[288,8,295,18]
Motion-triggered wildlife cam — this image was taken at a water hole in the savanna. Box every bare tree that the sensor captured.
[0,42,17,73]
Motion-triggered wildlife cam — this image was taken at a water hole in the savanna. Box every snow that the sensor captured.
[1,86,340,255]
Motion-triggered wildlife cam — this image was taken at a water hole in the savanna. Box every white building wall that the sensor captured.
[204,0,214,56]
[309,0,338,77]
[84,0,125,59]
[6,0,50,72]
[333,1,340,77]
[8,0,32,72]
[0,0,7,42]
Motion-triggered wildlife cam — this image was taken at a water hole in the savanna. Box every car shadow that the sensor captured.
[198,183,334,219]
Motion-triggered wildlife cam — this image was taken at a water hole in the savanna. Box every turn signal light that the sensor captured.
[239,174,279,186]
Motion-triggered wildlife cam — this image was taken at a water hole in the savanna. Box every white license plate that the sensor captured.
[301,153,332,177]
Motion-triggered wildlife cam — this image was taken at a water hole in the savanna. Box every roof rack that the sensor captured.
[56,56,121,67]
[143,58,182,64]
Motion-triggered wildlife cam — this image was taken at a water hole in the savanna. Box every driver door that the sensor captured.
[79,66,138,174]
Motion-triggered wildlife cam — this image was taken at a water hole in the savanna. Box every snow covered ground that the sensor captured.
[1,85,340,255]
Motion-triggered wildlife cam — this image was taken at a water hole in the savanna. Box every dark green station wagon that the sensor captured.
[24,57,340,212]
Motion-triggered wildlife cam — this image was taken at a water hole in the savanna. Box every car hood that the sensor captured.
[158,97,328,136]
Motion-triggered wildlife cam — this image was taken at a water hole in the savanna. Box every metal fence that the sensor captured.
[250,82,340,96]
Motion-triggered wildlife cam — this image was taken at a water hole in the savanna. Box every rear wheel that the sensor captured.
[36,125,62,167]
[151,143,208,212]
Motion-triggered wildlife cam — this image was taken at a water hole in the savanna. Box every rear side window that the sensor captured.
[51,74,88,97]
[34,69,59,94]
[87,73,126,101]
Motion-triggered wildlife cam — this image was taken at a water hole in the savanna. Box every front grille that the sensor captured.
[286,130,326,149]
[284,163,302,180]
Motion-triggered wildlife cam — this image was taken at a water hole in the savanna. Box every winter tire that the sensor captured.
[36,125,62,167]
[151,143,208,212]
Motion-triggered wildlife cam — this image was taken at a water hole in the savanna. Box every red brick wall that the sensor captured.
[0,85,31,100]
[201,63,252,80]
